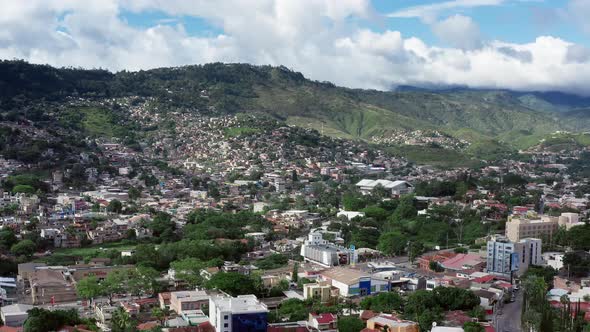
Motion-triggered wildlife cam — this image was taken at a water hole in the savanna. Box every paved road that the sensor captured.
[495,290,523,332]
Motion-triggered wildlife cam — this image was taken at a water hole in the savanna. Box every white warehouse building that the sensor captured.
[300,232,355,267]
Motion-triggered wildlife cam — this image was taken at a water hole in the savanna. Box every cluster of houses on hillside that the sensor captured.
[1,102,590,332]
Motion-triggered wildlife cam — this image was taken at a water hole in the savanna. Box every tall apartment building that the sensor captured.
[505,212,582,242]
[209,295,268,332]
[486,236,542,277]
[300,232,354,267]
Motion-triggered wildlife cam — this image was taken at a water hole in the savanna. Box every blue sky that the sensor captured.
[119,0,589,48]
[383,0,588,47]
[2,0,590,94]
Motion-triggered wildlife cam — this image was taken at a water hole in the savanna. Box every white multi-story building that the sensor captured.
[486,235,542,277]
[300,232,354,267]
[209,295,268,332]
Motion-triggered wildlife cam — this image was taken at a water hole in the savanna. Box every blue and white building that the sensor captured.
[486,235,542,277]
[209,295,268,332]
[319,267,390,297]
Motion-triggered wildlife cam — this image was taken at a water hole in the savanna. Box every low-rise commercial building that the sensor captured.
[319,267,389,297]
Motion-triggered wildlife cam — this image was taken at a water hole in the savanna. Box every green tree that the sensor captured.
[408,241,425,264]
[206,272,261,297]
[128,266,160,297]
[255,254,288,270]
[342,193,366,211]
[361,206,389,221]
[275,299,310,322]
[415,309,442,332]
[563,252,590,277]
[23,308,81,332]
[359,292,403,312]
[405,290,438,316]
[377,231,408,256]
[0,228,18,251]
[148,212,176,243]
[523,266,557,288]
[12,184,35,194]
[10,239,36,258]
[76,275,102,304]
[208,184,220,200]
[338,316,365,332]
[128,186,141,200]
[432,287,480,311]
[390,195,416,223]
[151,307,169,325]
[463,322,485,332]
[292,263,299,283]
[112,307,134,332]
[171,258,206,288]
[133,244,160,268]
[468,306,486,321]
[102,270,126,304]
[107,199,123,213]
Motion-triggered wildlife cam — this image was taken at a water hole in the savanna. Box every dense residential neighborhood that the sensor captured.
[1,95,590,332]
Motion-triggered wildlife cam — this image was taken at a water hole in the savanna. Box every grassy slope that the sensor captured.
[244,78,564,166]
[248,75,562,153]
[35,240,136,265]
[538,132,590,151]
[384,145,483,168]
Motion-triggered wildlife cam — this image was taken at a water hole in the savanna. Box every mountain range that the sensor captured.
[1,60,590,161]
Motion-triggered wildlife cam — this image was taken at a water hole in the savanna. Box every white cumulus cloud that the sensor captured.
[432,14,482,50]
[0,0,589,95]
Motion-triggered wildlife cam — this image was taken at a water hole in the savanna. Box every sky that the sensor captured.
[2,0,590,94]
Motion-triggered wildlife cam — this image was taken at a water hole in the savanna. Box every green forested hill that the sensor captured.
[1,60,589,152]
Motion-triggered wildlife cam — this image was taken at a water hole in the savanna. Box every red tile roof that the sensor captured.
[135,297,158,305]
[473,275,495,283]
[312,313,337,324]
[441,254,483,270]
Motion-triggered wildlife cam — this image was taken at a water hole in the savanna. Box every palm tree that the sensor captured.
[112,307,133,332]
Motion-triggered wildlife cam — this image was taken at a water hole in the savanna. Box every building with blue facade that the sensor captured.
[319,267,390,297]
[486,235,542,278]
[209,295,268,332]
